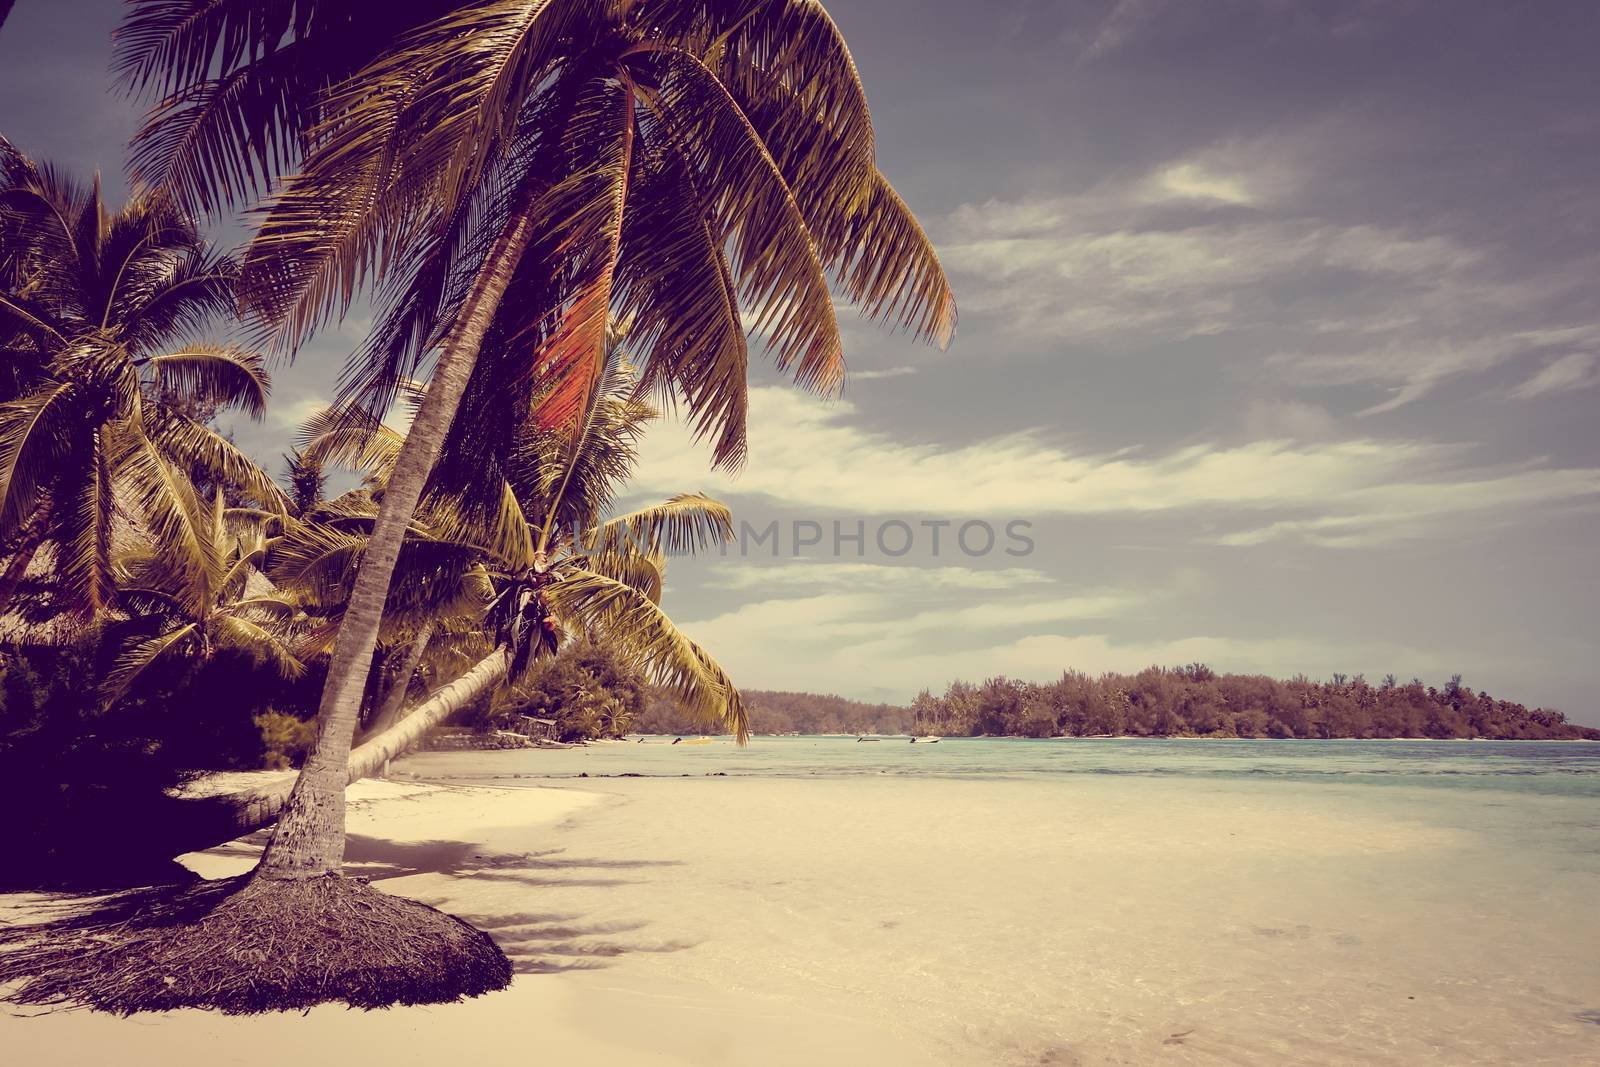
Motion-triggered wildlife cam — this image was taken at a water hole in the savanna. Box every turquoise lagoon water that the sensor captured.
[410,734,1600,795]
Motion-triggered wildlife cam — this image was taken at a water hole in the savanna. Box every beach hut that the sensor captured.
[514,715,559,740]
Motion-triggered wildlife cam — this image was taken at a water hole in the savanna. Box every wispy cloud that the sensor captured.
[679,591,1443,701]
[1510,352,1600,399]
[849,366,921,381]
[633,387,1600,545]
[939,149,1600,413]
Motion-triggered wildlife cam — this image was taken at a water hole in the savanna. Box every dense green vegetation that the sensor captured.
[0,643,317,881]
[479,639,648,743]
[0,146,748,879]
[540,668,1580,743]
[906,666,1598,741]
[627,667,1595,740]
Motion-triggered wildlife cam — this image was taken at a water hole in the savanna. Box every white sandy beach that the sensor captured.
[1,777,939,1066]
[4,744,1599,1066]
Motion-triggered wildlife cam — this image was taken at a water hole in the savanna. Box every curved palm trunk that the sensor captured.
[257,211,535,881]
[161,648,511,859]
[347,646,509,781]
[366,621,435,741]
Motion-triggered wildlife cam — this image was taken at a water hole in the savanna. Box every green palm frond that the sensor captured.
[422,483,536,573]
[269,514,491,621]
[548,567,747,742]
[0,379,78,539]
[115,0,456,213]
[103,621,198,704]
[589,493,734,558]
[145,344,270,419]
[614,142,749,467]
[114,433,216,604]
[635,46,844,394]
[228,595,302,621]
[145,411,290,514]
[584,547,663,603]
[0,291,69,347]
[267,521,372,602]
[298,404,405,484]
[212,612,306,679]
[50,440,116,614]
[215,547,269,606]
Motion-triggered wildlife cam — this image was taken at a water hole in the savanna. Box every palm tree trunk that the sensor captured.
[347,646,510,781]
[366,621,435,740]
[256,211,535,881]
[159,647,511,861]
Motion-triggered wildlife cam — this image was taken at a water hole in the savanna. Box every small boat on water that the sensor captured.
[856,736,882,742]
[909,735,942,744]
[672,736,715,745]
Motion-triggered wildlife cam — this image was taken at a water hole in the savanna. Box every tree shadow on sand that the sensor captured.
[0,836,693,1008]
[341,834,699,975]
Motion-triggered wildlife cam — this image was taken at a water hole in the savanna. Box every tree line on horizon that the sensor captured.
[622,665,1597,741]
[635,685,917,736]
[906,665,1597,741]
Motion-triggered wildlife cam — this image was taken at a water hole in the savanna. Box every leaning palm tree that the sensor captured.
[0,346,750,1016]
[272,346,747,777]
[122,2,954,889]
[104,487,304,704]
[0,141,286,613]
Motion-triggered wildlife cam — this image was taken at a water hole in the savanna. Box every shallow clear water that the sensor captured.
[412,734,1600,794]
[400,738,1600,1065]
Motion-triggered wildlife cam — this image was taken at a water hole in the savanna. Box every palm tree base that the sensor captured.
[0,873,511,1014]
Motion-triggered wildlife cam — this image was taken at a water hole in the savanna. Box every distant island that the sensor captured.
[639,666,1598,741]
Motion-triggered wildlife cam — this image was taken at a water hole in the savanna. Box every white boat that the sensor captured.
[909,735,942,744]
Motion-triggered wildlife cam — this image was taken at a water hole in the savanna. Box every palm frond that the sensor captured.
[549,567,747,742]
[584,546,663,603]
[50,438,116,614]
[145,344,270,418]
[212,612,305,679]
[126,42,312,215]
[635,47,843,394]
[113,432,216,603]
[590,493,734,557]
[727,63,955,345]
[103,621,198,705]
[524,75,637,433]
[298,405,405,483]
[115,0,456,213]
[614,140,749,467]
[144,411,290,514]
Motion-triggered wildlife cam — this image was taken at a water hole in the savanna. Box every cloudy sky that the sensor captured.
[3,1,1597,721]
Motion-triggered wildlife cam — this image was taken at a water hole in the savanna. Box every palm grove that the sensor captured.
[0,0,953,1013]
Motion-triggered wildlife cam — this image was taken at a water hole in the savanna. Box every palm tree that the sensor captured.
[0,141,286,614]
[122,2,953,882]
[269,348,746,789]
[279,448,327,520]
[104,487,304,704]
